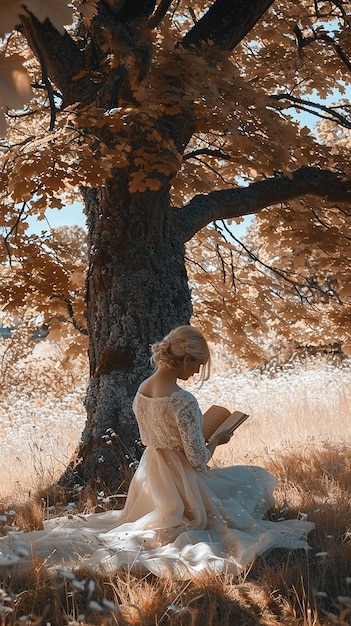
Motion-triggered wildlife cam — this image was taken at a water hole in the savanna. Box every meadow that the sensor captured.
[0,348,350,625]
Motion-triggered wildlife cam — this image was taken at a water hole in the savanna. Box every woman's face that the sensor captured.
[178,356,204,380]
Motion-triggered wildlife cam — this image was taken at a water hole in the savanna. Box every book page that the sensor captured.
[202,405,231,441]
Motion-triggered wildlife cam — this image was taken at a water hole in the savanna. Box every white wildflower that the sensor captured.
[0,606,12,614]
[13,545,30,558]
[71,579,86,591]
[105,107,122,116]
[298,512,309,521]
[315,552,329,559]
[102,598,117,611]
[60,569,76,581]
[0,555,20,566]
[87,579,95,598]
[315,591,328,598]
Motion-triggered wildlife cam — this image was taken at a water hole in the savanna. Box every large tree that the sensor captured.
[0,0,350,488]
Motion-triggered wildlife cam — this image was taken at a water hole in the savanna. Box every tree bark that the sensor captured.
[19,0,351,492]
[54,0,279,490]
[59,175,192,489]
[182,0,275,50]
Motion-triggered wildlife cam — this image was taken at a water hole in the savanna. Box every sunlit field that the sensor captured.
[0,353,351,624]
[191,355,351,467]
[1,352,350,498]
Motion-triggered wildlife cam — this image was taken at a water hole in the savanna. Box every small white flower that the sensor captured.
[102,598,117,611]
[298,512,309,521]
[0,606,12,614]
[60,569,76,580]
[105,107,122,116]
[315,552,329,559]
[71,579,86,591]
[315,591,328,598]
[89,600,103,612]
[0,555,20,566]
[87,579,95,598]
[166,604,190,616]
[13,545,30,558]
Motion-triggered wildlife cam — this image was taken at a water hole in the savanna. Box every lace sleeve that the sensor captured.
[174,394,211,471]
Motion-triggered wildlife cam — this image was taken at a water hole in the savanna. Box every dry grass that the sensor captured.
[0,565,300,625]
[0,356,351,624]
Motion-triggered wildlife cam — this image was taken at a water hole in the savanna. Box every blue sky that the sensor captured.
[26,200,86,233]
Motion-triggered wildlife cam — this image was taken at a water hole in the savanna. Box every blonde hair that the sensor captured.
[150,325,211,381]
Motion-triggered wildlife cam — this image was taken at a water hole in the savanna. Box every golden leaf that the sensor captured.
[144,178,162,191]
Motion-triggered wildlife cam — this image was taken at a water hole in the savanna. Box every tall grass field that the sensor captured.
[0,354,350,625]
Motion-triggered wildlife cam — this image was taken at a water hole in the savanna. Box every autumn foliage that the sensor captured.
[0,1,350,483]
[0,2,350,364]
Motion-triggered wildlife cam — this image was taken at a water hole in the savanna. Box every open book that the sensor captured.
[202,405,249,443]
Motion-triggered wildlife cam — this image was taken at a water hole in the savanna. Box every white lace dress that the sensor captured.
[0,389,314,578]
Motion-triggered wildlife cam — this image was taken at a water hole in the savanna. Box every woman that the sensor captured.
[0,326,314,578]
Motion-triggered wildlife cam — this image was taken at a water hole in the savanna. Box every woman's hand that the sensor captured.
[206,428,233,458]
[215,428,233,446]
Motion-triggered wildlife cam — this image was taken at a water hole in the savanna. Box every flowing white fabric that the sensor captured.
[0,389,314,578]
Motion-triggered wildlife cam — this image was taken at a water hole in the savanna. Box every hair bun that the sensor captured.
[150,325,211,382]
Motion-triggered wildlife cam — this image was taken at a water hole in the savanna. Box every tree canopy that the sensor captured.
[1,1,350,366]
[0,0,350,484]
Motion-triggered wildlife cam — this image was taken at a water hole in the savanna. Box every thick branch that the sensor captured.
[182,0,275,51]
[164,0,275,155]
[20,13,86,106]
[183,148,232,161]
[106,0,156,21]
[147,0,173,28]
[22,24,57,130]
[177,166,351,242]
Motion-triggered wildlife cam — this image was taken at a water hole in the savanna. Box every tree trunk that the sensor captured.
[59,174,192,490]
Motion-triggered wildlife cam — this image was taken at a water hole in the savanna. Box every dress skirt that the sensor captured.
[0,447,314,578]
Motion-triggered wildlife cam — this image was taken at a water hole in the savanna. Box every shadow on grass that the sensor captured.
[1,443,351,625]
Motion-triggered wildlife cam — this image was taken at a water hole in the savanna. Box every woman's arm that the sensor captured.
[174,396,211,470]
[174,393,234,469]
